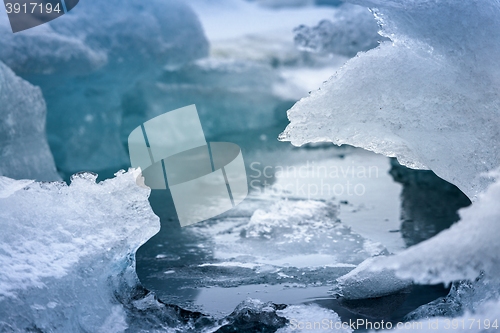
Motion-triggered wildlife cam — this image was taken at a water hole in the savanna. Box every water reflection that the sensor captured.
[389,159,471,247]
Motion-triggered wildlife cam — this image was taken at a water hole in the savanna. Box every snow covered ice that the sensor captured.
[280,0,500,199]
[0,170,159,332]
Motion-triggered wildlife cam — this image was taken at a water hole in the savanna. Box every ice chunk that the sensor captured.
[0,0,207,73]
[0,169,242,331]
[334,257,412,300]
[215,299,287,332]
[47,0,208,67]
[294,4,386,57]
[276,303,352,333]
[365,171,500,323]
[0,170,160,331]
[405,274,500,321]
[199,198,386,269]
[370,170,500,286]
[387,299,500,333]
[0,62,59,181]
[280,0,500,199]
[366,166,500,322]
[0,0,209,178]
[0,17,105,75]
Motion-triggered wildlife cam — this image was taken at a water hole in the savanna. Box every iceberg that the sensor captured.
[390,301,500,333]
[371,170,500,286]
[280,0,500,199]
[334,256,412,301]
[294,3,386,57]
[0,170,161,332]
[331,171,500,325]
[279,0,500,325]
[0,62,59,181]
[0,15,105,75]
[0,0,209,178]
[276,303,352,333]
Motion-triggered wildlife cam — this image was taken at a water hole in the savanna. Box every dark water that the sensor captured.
[135,123,470,330]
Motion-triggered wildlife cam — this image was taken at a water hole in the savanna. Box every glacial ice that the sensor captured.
[276,303,352,333]
[0,170,160,331]
[294,4,386,57]
[389,301,500,333]
[0,16,105,75]
[405,276,500,321]
[351,169,500,328]
[371,169,500,285]
[0,0,209,178]
[334,256,412,300]
[0,62,59,181]
[280,0,500,199]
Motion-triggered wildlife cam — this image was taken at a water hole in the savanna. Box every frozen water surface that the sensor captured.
[136,124,463,323]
